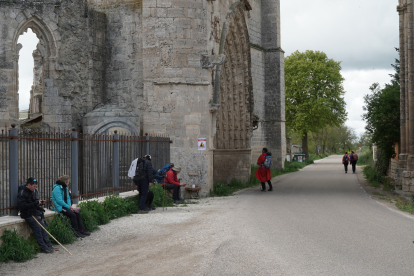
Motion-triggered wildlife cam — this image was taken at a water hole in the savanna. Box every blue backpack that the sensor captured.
[264,155,272,169]
[159,164,172,177]
[154,164,172,183]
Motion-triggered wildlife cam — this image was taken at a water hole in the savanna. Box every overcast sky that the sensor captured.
[281,0,399,136]
[18,1,399,136]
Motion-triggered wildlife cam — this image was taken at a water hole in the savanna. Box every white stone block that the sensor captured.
[185,113,201,125]
[157,0,172,8]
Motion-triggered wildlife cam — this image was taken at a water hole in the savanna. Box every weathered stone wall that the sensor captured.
[396,1,412,192]
[141,0,213,194]
[250,47,265,161]
[261,0,286,168]
[213,149,251,183]
[0,0,285,195]
[248,0,261,46]
[86,10,106,115]
[0,0,106,129]
[388,158,399,179]
[90,1,143,116]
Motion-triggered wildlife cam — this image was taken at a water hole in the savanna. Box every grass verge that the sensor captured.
[211,159,315,197]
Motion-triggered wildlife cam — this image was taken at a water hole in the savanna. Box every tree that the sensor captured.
[285,50,348,159]
[359,132,373,148]
[362,50,400,175]
[336,125,358,152]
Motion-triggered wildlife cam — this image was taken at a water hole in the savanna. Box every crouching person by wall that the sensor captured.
[52,175,90,238]
[17,177,58,253]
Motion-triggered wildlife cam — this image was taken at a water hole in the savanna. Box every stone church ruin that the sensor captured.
[0,0,285,194]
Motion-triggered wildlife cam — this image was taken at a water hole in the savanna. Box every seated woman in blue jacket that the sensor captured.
[52,175,90,238]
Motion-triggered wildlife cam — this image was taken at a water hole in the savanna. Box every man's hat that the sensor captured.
[172,166,181,172]
[26,177,37,185]
[144,154,151,160]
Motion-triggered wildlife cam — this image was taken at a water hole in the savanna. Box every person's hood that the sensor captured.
[53,183,63,190]
[53,180,66,190]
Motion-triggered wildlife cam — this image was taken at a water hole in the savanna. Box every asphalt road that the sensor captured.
[2,155,414,276]
[203,155,414,275]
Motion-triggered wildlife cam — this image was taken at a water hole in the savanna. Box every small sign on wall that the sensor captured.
[198,138,206,150]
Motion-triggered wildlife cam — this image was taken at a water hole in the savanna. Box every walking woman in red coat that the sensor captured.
[254,148,273,192]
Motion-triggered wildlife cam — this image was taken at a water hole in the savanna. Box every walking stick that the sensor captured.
[31,216,72,256]
[49,200,83,240]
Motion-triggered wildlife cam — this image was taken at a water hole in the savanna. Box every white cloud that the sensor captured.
[342,69,393,136]
[281,0,399,70]
[281,0,399,138]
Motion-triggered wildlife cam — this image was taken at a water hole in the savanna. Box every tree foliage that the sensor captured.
[285,50,348,158]
[287,124,358,156]
[362,49,400,175]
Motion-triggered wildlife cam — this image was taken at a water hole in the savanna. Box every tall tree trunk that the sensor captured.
[313,134,319,156]
[302,132,309,160]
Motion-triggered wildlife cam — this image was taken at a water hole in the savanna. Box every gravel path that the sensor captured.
[1,155,414,275]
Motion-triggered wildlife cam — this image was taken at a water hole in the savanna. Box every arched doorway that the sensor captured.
[17,28,39,120]
[213,1,253,183]
[12,16,57,122]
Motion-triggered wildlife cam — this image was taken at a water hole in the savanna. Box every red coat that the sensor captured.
[164,169,181,186]
[254,153,271,182]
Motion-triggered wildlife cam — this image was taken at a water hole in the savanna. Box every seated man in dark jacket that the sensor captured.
[17,177,58,253]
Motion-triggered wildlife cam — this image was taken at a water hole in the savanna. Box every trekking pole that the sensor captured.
[162,184,166,211]
[31,216,72,256]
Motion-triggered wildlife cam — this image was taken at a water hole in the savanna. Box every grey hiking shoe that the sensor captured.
[42,247,54,253]
[138,209,149,214]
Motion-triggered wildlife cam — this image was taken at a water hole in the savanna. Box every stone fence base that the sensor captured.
[401,171,414,192]
[0,190,138,246]
[213,149,251,184]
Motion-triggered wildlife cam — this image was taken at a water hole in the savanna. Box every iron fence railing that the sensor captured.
[0,128,10,216]
[0,126,171,217]
[18,128,72,210]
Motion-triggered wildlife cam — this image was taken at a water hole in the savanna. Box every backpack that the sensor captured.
[159,164,172,178]
[343,155,349,163]
[352,153,358,161]
[264,155,272,169]
[133,158,146,183]
[154,164,172,183]
[18,183,25,196]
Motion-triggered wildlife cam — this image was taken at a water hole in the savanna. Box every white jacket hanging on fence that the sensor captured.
[128,158,138,179]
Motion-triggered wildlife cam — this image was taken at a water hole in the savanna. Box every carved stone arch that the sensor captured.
[214,2,253,150]
[213,1,253,184]
[12,15,58,118]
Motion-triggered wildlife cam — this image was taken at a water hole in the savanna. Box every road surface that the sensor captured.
[1,155,414,275]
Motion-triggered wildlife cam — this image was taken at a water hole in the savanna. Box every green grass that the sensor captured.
[150,183,174,207]
[79,199,110,226]
[211,159,315,197]
[362,164,395,191]
[46,214,77,245]
[396,198,414,214]
[356,148,373,166]
[0,230,37,263]
[362,165,382,188]
[103,194,139,220]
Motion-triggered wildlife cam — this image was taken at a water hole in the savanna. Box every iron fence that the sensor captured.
[0,128,10,216]
[0,126,171,217]
[19,128,72,210]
